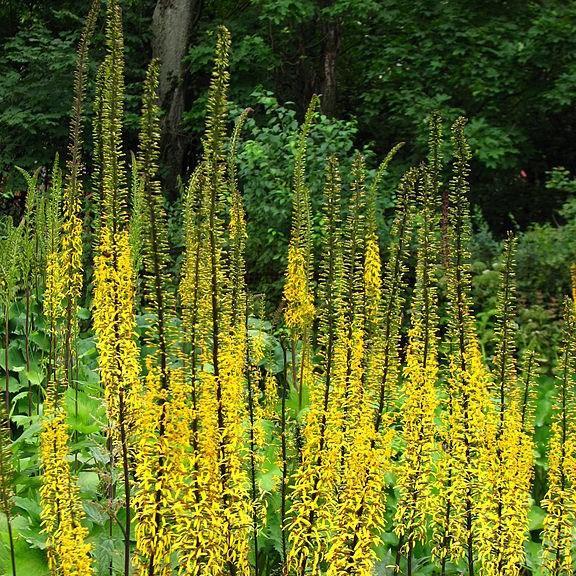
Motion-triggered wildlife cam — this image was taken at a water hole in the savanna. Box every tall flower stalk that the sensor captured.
[175,26,252,576]
[541,300,576,576]
[0,405,16,576]
[326,155,412,576]
[395,166,440,575]
[433,118,492,576]
[477,236,533,576]
[287,156,344,575]
[92,3,140,574]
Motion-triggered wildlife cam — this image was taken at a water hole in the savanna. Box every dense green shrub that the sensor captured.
[232,90,389,298]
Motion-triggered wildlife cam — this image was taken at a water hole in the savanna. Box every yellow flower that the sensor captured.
[476,238,533,576]
[284,244,315,332]
[132,364,172,576]
[93,228,140,451]
[395,320,439,549]
[326,419,393,576]
[363,235,381,314]
[40,407,94,576]
[541,304,576,575]
[541,424,576,576]
[395,168,439,557]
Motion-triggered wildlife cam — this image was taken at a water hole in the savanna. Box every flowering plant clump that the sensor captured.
[0,3,575,576]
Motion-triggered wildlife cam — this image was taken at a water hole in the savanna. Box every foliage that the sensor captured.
[5,0,576,239]
[0,0,155,200]
[182,0,576,234]
[231,90,385,298]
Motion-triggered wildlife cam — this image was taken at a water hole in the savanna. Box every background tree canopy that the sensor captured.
[2,0,576,295]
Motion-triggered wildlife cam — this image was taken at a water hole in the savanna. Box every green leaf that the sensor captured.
[64,388,104,434]
[13,496,41,519]
[29,332,50,351]
[78,471,99,497]
[7,376,22,392]
[77,307,90,320]
[83,501,108,525]
[23,364,43,385]
[0,529,49,575]
[528,504,546,531]
[257,468,280,493]
[0,348,25,372]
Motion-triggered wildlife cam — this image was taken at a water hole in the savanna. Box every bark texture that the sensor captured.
[152,0,198,193]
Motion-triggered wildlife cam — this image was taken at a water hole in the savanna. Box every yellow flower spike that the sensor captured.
[284,244,315,332]
[93,226,140,574]
[325,153,409,576]
[132,365,171,576]
[363,235,381,322]
[541,300,576,576]
[476,237,533,576]
[176,28,253,575]
[287,158,346,576]
[283,96,318,437]
[40,407,94,576]
[38,6,99,574]
[174,368,226,576]
[372,169,415,428]
[44,252,64,332]
[395,166,440,572]
[93,229,140,439]
[326,419,393,576]
[433,118,493,575]
[92,7,142,573]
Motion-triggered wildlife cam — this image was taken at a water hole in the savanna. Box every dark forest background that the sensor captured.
[2,0,576,302]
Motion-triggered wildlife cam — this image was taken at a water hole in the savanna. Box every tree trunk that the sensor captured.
[152,0,198,194]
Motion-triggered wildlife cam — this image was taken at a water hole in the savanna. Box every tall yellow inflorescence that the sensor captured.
[40,406,93,576]
[362,142,403,403]
[131,364,168,576]
[93,228,140,448]
[433,118,493,575]
[325,160,412,576]
[175,26,253,576]
[323,152,402,576]
[283,97,318,422]
[395,167,440,566]
[476,237,533,576]
[176,167,227,575]
[326,413,391,576]
[372,169,415,425]
[284,244,315,332]
[283,97,323,576]
[37,6,99,571]
[218,330,252,574]
[57,0,99,381]
[91,3,142,575]
[541,300,576,576]
[132,366,192,576]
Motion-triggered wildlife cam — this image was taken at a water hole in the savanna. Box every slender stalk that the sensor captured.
[118,388,131,576]
[6,515,16,576]
[0,416,16,576]
[280,338,288,566]
[394,534,404,574]
[108,434,114,576]
[4,307,9,415]
[246,330,260,576]
[25,289,31,416]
